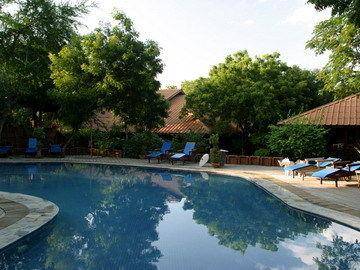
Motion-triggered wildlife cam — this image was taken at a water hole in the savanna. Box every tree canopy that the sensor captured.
[0,0,88,127]
[50,11,168,132]
[183,51,329,153]
[307,16,360,99]
[308,0,360,27]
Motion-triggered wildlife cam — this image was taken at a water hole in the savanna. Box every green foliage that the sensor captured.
[123,132,162,158]
[308,0,360,27]
[173,132,208,153]
[268,124,328,160]
[182,177,330,254]
[33,127,46,143]
[0,0,88,126]
[307,16,360,99]
[254,148,270,157]
[50,11,168,132]
[210,147,221,163]
[314,235,360,270]
[183,51,328,152]
[209,133,219,147]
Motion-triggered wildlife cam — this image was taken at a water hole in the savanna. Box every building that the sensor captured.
[156,88,209,135]
[280,93,360,158]
[89,88,209,134]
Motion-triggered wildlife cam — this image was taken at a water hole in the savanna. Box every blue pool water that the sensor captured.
[0,163,359,269]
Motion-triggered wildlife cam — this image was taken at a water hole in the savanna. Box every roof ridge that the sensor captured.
[281,93,359,123]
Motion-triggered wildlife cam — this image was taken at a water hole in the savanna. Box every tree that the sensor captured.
[0,65,17,140]
[268,124,328,160]
[183,51,328,153]
[0,0,88,127]
[50,11,168,133]
[314,235,360,270]
[307,16,360,99]
[308,0,360,27]
[182,175,330,254]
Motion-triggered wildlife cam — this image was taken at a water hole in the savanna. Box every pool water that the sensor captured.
[0,163,359,270]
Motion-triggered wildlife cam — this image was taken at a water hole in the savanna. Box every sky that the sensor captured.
[74,0,331,88]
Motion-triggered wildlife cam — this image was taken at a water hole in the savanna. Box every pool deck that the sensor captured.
[0,156,359,232]
[0,192,58,252]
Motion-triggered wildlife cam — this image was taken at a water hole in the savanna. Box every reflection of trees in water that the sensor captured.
[314,235,360,270]
[1,164,170,270]
[181,177,331,253]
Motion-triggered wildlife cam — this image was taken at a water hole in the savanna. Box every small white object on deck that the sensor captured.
[199,154,209,167]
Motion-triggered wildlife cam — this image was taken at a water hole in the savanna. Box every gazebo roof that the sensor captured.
[280,93,360,126]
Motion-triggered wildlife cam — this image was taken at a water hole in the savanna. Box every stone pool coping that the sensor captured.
[0,192,59,252]
[0,157,359,231]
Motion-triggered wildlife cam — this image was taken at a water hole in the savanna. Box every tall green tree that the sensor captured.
[307,16,360,99]
[0,65,17,140]
[50,11,168,134]
[183,51,328,153]
[308,0,360,27]
[0,0,88,127]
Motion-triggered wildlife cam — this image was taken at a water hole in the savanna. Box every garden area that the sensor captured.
[0,0,359,163]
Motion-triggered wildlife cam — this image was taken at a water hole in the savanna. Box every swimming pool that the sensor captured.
[0,163,359,269]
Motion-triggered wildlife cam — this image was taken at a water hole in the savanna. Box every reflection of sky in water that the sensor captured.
[0,163,359,270]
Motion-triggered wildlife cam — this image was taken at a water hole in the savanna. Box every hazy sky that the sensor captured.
[75,0,330,87]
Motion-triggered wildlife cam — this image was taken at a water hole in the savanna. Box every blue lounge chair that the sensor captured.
[317,157,341,167]
[0,146,12,157]
[49,144,63,157]
[147,141,172,163]
[284,163,315,178]
[25,138,38,156]
[312,162,360,187]
[170,142,196,165]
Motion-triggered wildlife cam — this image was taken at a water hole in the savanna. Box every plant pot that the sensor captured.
[212,163,221,168]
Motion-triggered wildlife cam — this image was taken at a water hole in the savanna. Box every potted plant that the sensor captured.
[209,134,221,168]
[33,127,46,157]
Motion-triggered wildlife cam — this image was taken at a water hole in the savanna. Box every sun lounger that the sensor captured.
[0,146,12,157]
[312,162,360,187]
[284,163,315,178]
[296,157,341,180]
[49,144,64,157]
[25,138,38,157]
[147,141,172,163]
[170,142,196,165]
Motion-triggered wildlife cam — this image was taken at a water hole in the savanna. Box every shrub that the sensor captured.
[173,132,208,153]
[209,134,221,163]
[123,132,162,158]
[33,127,46,143]
[254,148,270,157]
[268,124,328,160]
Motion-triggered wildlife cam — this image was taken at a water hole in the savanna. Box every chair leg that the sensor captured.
[335,180,338,188]
[320,179,323,185]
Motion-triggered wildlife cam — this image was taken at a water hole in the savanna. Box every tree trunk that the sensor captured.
[0,118,5,143]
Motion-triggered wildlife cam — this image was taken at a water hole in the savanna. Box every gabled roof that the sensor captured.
[88,88,209,134]
[280,93,360,126]
[156,88,209,134]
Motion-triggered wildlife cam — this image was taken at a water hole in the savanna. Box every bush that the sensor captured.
[123,132,162,158]
[268,124,328,160]
[173,132,208,153]
[33,127,46,143]
[254,148,270,157]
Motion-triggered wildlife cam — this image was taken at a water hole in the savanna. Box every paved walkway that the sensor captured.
[0,156,359,230]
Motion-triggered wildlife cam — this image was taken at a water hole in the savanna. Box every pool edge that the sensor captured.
[0,158,359,231]
[0,191,59,253]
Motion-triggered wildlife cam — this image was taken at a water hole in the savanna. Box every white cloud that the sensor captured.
[283,5,330,26]
[243,19,255,26]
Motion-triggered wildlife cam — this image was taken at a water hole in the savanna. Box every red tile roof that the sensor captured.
[156,90,209,134]
[280,93,360,126]
[88,88,209,134]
